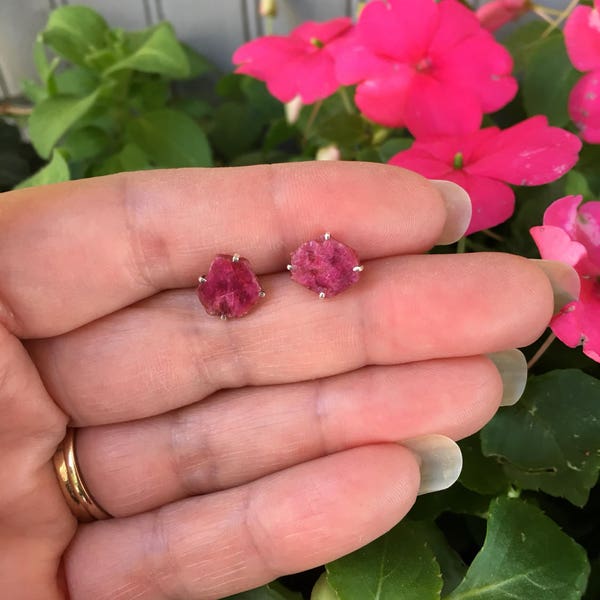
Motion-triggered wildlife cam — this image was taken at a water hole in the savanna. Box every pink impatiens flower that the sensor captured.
[564,0,600,142]
[531,196,600,362]
[389,116,582,234]
[232,17,352,104]
[334,0,517,136]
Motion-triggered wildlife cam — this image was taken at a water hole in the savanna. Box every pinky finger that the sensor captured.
[64,442,459,600]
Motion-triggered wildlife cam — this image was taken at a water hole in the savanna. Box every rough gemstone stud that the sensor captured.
[197,254,264,319]
[288,233,363,298]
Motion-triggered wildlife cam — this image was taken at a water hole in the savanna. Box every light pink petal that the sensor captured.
[569,71,600,143]
[577,201,600,269]
[358,0,438,62]
[564,5,600,72]
[434,31,517,113]
[542,195,581,234]
[551,277,600,362]
[353,67,416,128]
[233,36,303,77]
[469,116,582,186]
[530,225,588,267]
[334,38,397,85]
[429,0,481,52]
[291,17,353,45]
[404,74,483,137]
[269,52,338,103]
[457,173,515,234]
[388,145,454,179]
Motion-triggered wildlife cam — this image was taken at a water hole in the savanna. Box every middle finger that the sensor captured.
[28,252,553,425]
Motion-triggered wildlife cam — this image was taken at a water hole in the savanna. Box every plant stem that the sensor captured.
[265,16,274,35]
[338,86,355,114]
[456,237,467,254]
[541,0,579,37]
[304,100,323,140]
[482,229,505,242]
[0,103,32,116]
[527,332,557,369]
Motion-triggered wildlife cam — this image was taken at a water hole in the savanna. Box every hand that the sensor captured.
[0,162,567,599]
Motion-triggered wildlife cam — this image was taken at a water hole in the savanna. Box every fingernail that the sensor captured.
[430,180,472,245]
[487,349,528,406]
[530,259,580,313]
[402,435,462,495]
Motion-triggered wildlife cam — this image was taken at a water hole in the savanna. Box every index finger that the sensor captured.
[0,162,463,338]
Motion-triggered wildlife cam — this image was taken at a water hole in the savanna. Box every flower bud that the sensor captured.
[476,0,531,32]
[259,0,277,18]
[285,95,303,124]
[311,573,337,600]
[316,144,341,161]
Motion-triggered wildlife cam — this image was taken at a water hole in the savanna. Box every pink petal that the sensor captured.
[564,5,600,72]
[434,31,517,113]
[456,173,515,234]
[469,116,582,186]
[429,0,481,52]
[388,146,454,179]
[530,225,587,267]
[577,201,600,269]
[233,36,304,78]
[291,17,352,45]
[542,195,581,233]
[476,0,531,32]
[358,0,439,62]
[404,74,483,137]
[569,71,600,143]
[334,37,398,85]
[269,52,339,103]
[353,68,416,128]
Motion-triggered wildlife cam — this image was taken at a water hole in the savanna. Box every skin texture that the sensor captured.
[0,162,555,600]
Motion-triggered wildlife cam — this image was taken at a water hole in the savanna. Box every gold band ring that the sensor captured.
[53,428,112,522]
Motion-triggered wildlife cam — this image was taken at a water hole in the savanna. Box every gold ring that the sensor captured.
[53,428,112,522]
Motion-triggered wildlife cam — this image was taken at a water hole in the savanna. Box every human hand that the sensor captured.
[0,162,575,599]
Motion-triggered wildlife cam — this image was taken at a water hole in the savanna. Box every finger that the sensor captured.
[76,355,506,517]
[28,252,553,425]
[0,162,457,338]
[0,324,73,598]
[64,444,421,600]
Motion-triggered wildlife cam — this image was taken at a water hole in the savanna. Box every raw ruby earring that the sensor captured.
[197,254,265,320]
[288,233,363,298]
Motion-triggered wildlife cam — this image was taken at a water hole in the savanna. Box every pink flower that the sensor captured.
[334,0,517,136]
[389,116,582,234]
[476,0,531,32]
[531,196,600,362]
[232,17,352,104]
[565,0,600,142]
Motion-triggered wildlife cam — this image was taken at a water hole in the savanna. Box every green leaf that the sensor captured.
[106,22,190,78]
[33,34,59,93]
[458,435,510,496]
[210,102,264,161]
[224,581,302,599]
[317,113,367,146]
[182,43,215,78]
[311,573,338,600]
[523,35,580,126]
[43,6,110,66]
[91,142,150,176]
[504,21,560,74]
[447,497,590,600]
[409,483,492,521]
[565,170,594,200]
[378,137,413,162]
[28,89,101,158]
[61,126,111,162]
[481,369,600,507]
[55,66,99,96]
[326,521,442,600]
[14,149,69,189]
[127,109,212,167]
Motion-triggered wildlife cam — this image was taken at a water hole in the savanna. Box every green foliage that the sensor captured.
[447,498,590,599]
[14,149,69,189]
[225,581,303,599]
[482,370,600,507]
[0,120,41,191]
[326,521,443,599]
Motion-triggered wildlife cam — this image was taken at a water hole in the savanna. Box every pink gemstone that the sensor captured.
[197,254,262,318]
[290,234,362,297]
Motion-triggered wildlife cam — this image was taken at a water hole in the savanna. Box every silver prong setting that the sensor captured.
[258,290,266,298]
[232,253,240,262]
[353,265,364,272]
[323,232,331,240]
[287,264,293,271]
[319,291,326,299]
[198,276,207,283]
[220,314,228,321]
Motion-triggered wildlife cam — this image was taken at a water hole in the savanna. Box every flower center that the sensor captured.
[415,56,433,72]
[310,37,325,49]
[453,152,464,169]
